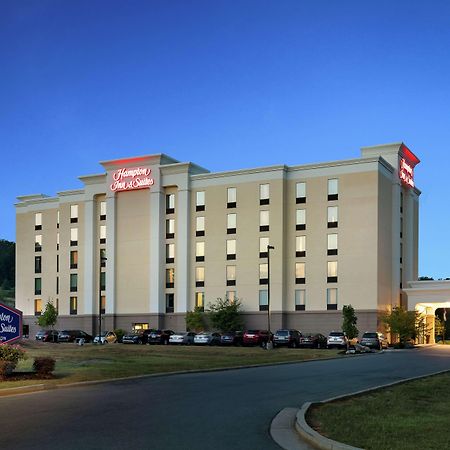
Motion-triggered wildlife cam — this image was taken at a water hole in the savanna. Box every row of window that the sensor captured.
[34,271,106,296]
[35,249,106,274]
[34,295,106,316]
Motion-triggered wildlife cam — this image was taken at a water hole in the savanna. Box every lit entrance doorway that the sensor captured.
[403,280,450,344]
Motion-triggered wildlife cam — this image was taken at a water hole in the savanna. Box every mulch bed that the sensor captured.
[1,372,55,381]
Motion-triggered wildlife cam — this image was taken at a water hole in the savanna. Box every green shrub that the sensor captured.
[0,344,27,364]
[33,357,56,377]
[0,360,15,379]
[114,329,126,343]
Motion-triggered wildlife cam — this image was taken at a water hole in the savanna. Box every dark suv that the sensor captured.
[58,330,92,343]
[147,329,174,345]
[273,329,301,348]
[122,329,154,344]
[360,332,388,350]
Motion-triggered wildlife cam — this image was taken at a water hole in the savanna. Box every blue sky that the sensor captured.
[2,0,450,278]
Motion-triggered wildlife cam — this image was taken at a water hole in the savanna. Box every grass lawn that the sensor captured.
[308,371,450,450]
[1,339,341,389]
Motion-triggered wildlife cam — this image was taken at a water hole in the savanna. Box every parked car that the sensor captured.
[194,332,221,345]
[147,329,175,345]
[359,332,389,350]
[35,330,47,341]
[169,331,196,345]
[299,333,327,349]
[58,330,93,343]
[122,329,154,344]
[327,331,348,349]
[220,331,244,346]
[41,330,60,342]
[273,329,301,348]
[93,331,117,344]
[243,330,271,346]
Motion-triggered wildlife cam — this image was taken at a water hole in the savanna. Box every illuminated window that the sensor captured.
[327,261,338,283]
[226,265,236,286]
[100,201,106,220]
[259,237,269,258]
[166,243,175,263]
[196,241,205,262]
[196,191,205,211]
[166,268,175,288]
[196,267,205,287]
[70,204,79,223]
[34,299,42,316]
[35,235,42,252]
[196,216,205,237]
[100,295,106,314]
[296,182,306,203]
[328,179,338,201]
[166,219,175,239]
[259,263,268,285]
[70,250,78,269]
[100,225,106,244]
[56,210,60,228]
[260,184,270,205]
[70,296,77,315]
[227,187,236,208]
[70,228,78,246]
[35,256,42,274]
[227,291,236,302]
[327,288,338,310]
[70,274,78,292]
[166,193,175,214]
[56,232,59,251]
[295,262,305,284]
[259,210,269,232]
[296,209,306,230]
[35,212,42,230]
[327,206,338,228]
[295,289,306,311]
[296,236,306,257]
[327,234,338,255]
[34,278,42,295]
[226,239,236,260]
[227,213,236,234]
[166,293,174,313]
[259,290,268,311]
[195,292,204,311]
[133,323,149,330]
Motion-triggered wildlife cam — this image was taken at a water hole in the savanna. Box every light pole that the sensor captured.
[267,244,275,348]
[99,256,107,340]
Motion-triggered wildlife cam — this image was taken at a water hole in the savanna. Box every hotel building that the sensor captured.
[16,142,420,337]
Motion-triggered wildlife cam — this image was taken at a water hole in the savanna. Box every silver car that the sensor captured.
[169,332,196,345]
[194,332,221,345]
[327,331,348,349]
[360,332,388,350]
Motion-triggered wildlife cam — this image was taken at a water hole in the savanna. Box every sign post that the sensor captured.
[0,303,23,345]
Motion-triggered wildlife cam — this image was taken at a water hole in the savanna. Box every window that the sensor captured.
[100,201,106,220]
[295,289,306,311]
[34,278,42,295]
[295,262,305,284]
[195,267,205,287]
[100,249,107,267]
[35,212,42,230]
[166,219,175,239]
[195,292,204,311]
[57,210,60,228]
[259,210,269,232]
[400,242,403,264]
[100,225,106,244]
[296,182,306,203]
[226,265,236,286]
[56,232,59,251]
[35,256,42,274]
[70,204,79,223]
[100,272,106,291]
[70,296,77,315]
[70,251,78,269]
[166,193,175,214]
[166,268,175,288]
[226,239,236,260]
[259,263,268,284]
[227,291,236,302]
[259,290,268,311]
[400,217,403,238]
[327,234,338,255]
[327,261,338,283]
[327,288,338,310]
[70,228,78,246]
[227,213,237,234]
[34,299,42,316]
[260,184,270,205]
[101,295,106,314]
[70,274,78,292]
[328,179,338,201]
[133,323,149,330]
[35,235,42,252]
[259,237,269,258]
[196,241,205,262]
[327,206,338,228]
[166,293,174,313]
[56,277,59,295]
[196,216,205,237]
[166,243,175,263]
[55,298,59,313]
[296,209,306,230]
[400,192,403,214]
[56,254,59,272]
[227,187,236,208]
[296,236,306,257]
[196,191,205,212]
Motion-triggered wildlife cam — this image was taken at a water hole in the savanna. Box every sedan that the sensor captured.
[194,332,221,345]
[93,331,117,344]
[169,332,196,345]
[220,331,244,346]
[299,333,327,348]
[243,330,271,346]
[58,330,93,343]
[147,329,175,345]
[41,330,60,343]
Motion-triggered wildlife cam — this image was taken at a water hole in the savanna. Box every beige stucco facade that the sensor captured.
[16,142,421,337]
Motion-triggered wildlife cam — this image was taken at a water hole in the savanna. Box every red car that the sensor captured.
[243,329,271,346]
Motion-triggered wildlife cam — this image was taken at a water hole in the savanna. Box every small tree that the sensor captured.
[185,307,207,332]
[342,305,358,341]
[37,301,58,342]
[208,297,244,332]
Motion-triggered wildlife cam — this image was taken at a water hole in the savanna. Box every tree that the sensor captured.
[342,305,358,341]
[434,317,445,343]
[37,301,58,341]
[185,307,207,332]
[208,297,244,333]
